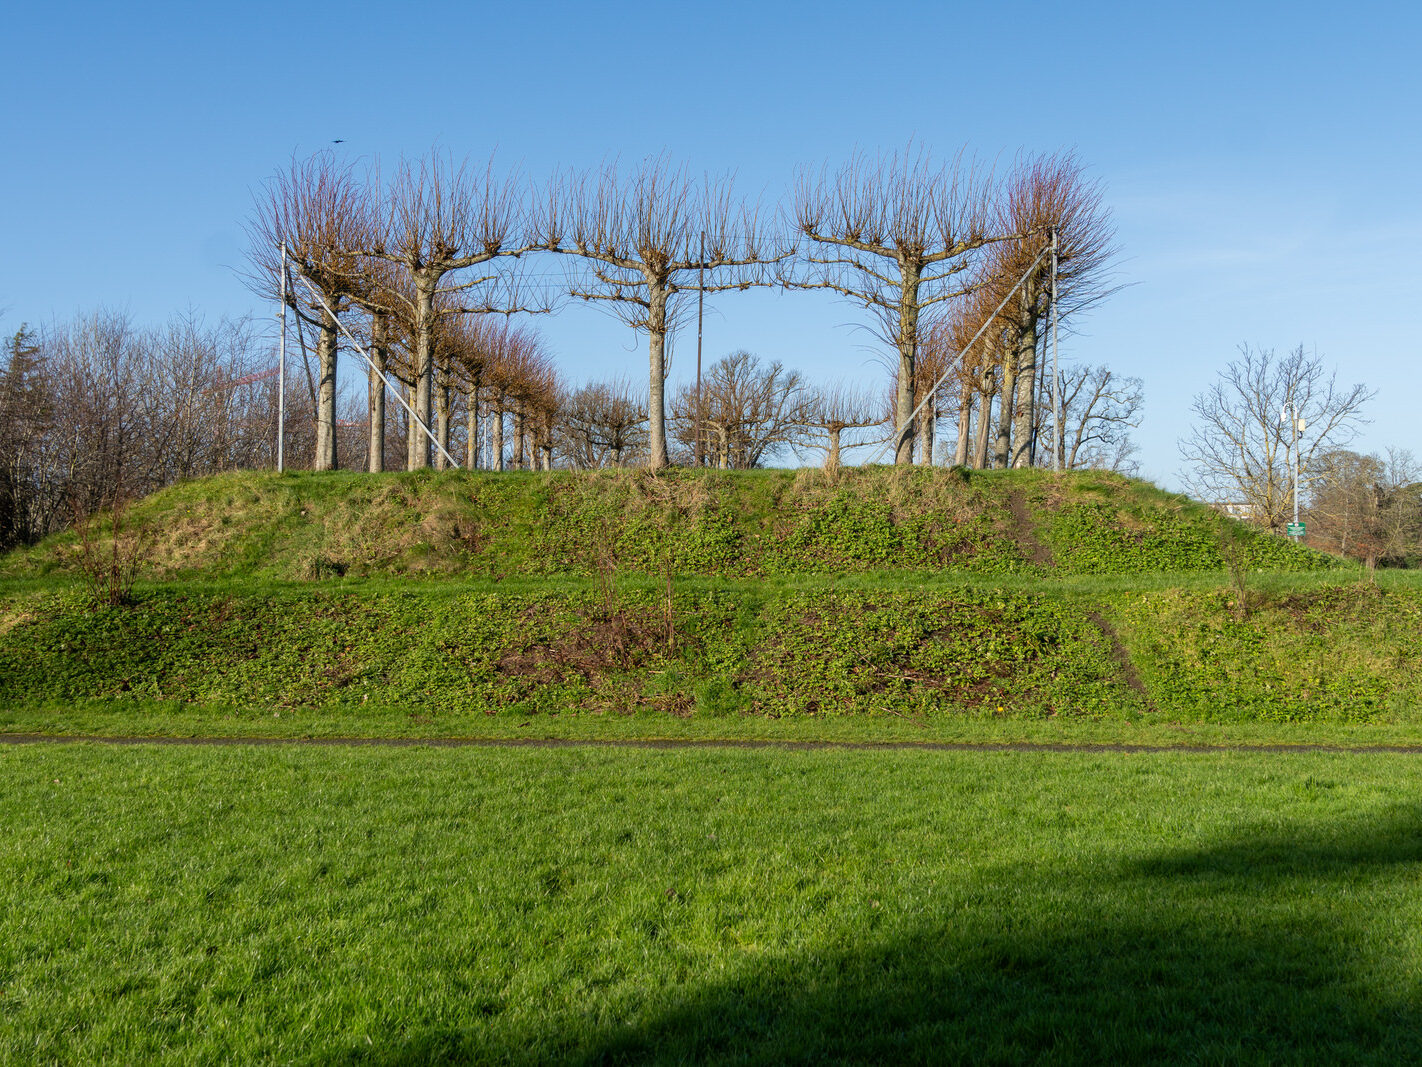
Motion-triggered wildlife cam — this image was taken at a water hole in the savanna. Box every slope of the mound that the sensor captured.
[1,466,1334,582]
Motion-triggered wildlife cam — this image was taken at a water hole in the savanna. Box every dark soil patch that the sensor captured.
[1008,490,1054,568]
[497,606,669,684]
[1087,609,1154,709]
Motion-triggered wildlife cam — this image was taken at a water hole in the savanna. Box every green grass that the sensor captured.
[1,466,1336,582]
[3,743,1422,1063]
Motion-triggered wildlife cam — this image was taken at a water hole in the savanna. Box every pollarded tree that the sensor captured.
[342,257,411,473]
[988,153,1116,469]
[246,152,370,471]
[484,325,556,471]
[792,146,1001,465]
[800,382,883,472]
[538,156,780,469]
[1179,345,1374,531]
[941,285,1007,469]
[911,318,960,466]
[362,151,538,469]
[442,313,505,470]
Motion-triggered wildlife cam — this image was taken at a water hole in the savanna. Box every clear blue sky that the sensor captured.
[3,0,1418,487]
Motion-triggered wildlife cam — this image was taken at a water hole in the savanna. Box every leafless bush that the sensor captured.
[73,485,149,607]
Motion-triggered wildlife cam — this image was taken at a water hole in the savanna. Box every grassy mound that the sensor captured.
[2,466,1332,582]
[6,467,1415,738]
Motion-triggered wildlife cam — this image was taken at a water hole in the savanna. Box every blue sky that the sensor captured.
[3,1,1418,487]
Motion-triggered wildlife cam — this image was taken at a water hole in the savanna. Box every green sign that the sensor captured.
[1286,522,1305,536]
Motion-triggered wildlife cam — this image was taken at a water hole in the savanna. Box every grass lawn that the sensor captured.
[3,743,1422,1063]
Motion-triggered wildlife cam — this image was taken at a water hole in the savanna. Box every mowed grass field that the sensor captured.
[4,742,1422,1064]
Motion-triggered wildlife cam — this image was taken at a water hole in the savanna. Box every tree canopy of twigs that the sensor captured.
[792,146,1003,464]
[558,378,648,469]
[669,350,808,469]
[233,145,1133,477]
[537,156,783,469]
[1180,345,1374,531]
[800,382,884,471]
[359,151,542,469]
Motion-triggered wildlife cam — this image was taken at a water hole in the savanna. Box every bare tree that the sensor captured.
[246,152,369,470]
[940,286,1005,468]
[989,153,1117,469]
[792,146,1002,465]
[1180,345,1374,530]
[2,309,277,544]
[361,151,536,469]
[1307,448,1422,566]
[557,378,648,469]
[911,318,959,466]
[538,157,779,469]
[669,350,808,469]
[800,382,883,471]
[441,313,501,470]
[1034,364,1143,472]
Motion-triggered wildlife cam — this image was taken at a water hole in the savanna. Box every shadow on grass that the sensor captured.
[345,806,1422,1064]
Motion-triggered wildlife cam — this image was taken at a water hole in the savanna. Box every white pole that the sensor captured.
[1050,227,1061,472]
[277,244,287,473]
[1292,403,1301,536]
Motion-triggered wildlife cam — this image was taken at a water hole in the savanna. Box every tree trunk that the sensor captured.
[894,268,922,465]
[919,405,935,467]
[992,340,1018,470]
[973,385,993,469]
[954,380,973,466]
[647,282,670,470]
[491,402,505,471]
[827,426,842,470]
[405,382,420,471]
[1010,288,1039,469]
[368,313,387,473]
[466,379,481,470]
[410,277,435,470]
[314,307,338,471]
[435,376,451,471]
[513,410,525,470]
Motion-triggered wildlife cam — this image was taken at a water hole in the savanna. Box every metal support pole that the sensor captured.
[1292,403,1301,536]
[277,244,287,473]
[1050,227,1060,472]
[696,230,705,468]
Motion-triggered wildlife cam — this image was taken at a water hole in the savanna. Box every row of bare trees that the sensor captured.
[245,146,1119,473]
[0,313,276,549]
[0,303,1143,550]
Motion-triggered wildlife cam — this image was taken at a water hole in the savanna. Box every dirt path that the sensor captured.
[1007,490,1054,568]
[2,733,1420,754]
[1086,609,1157,711]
